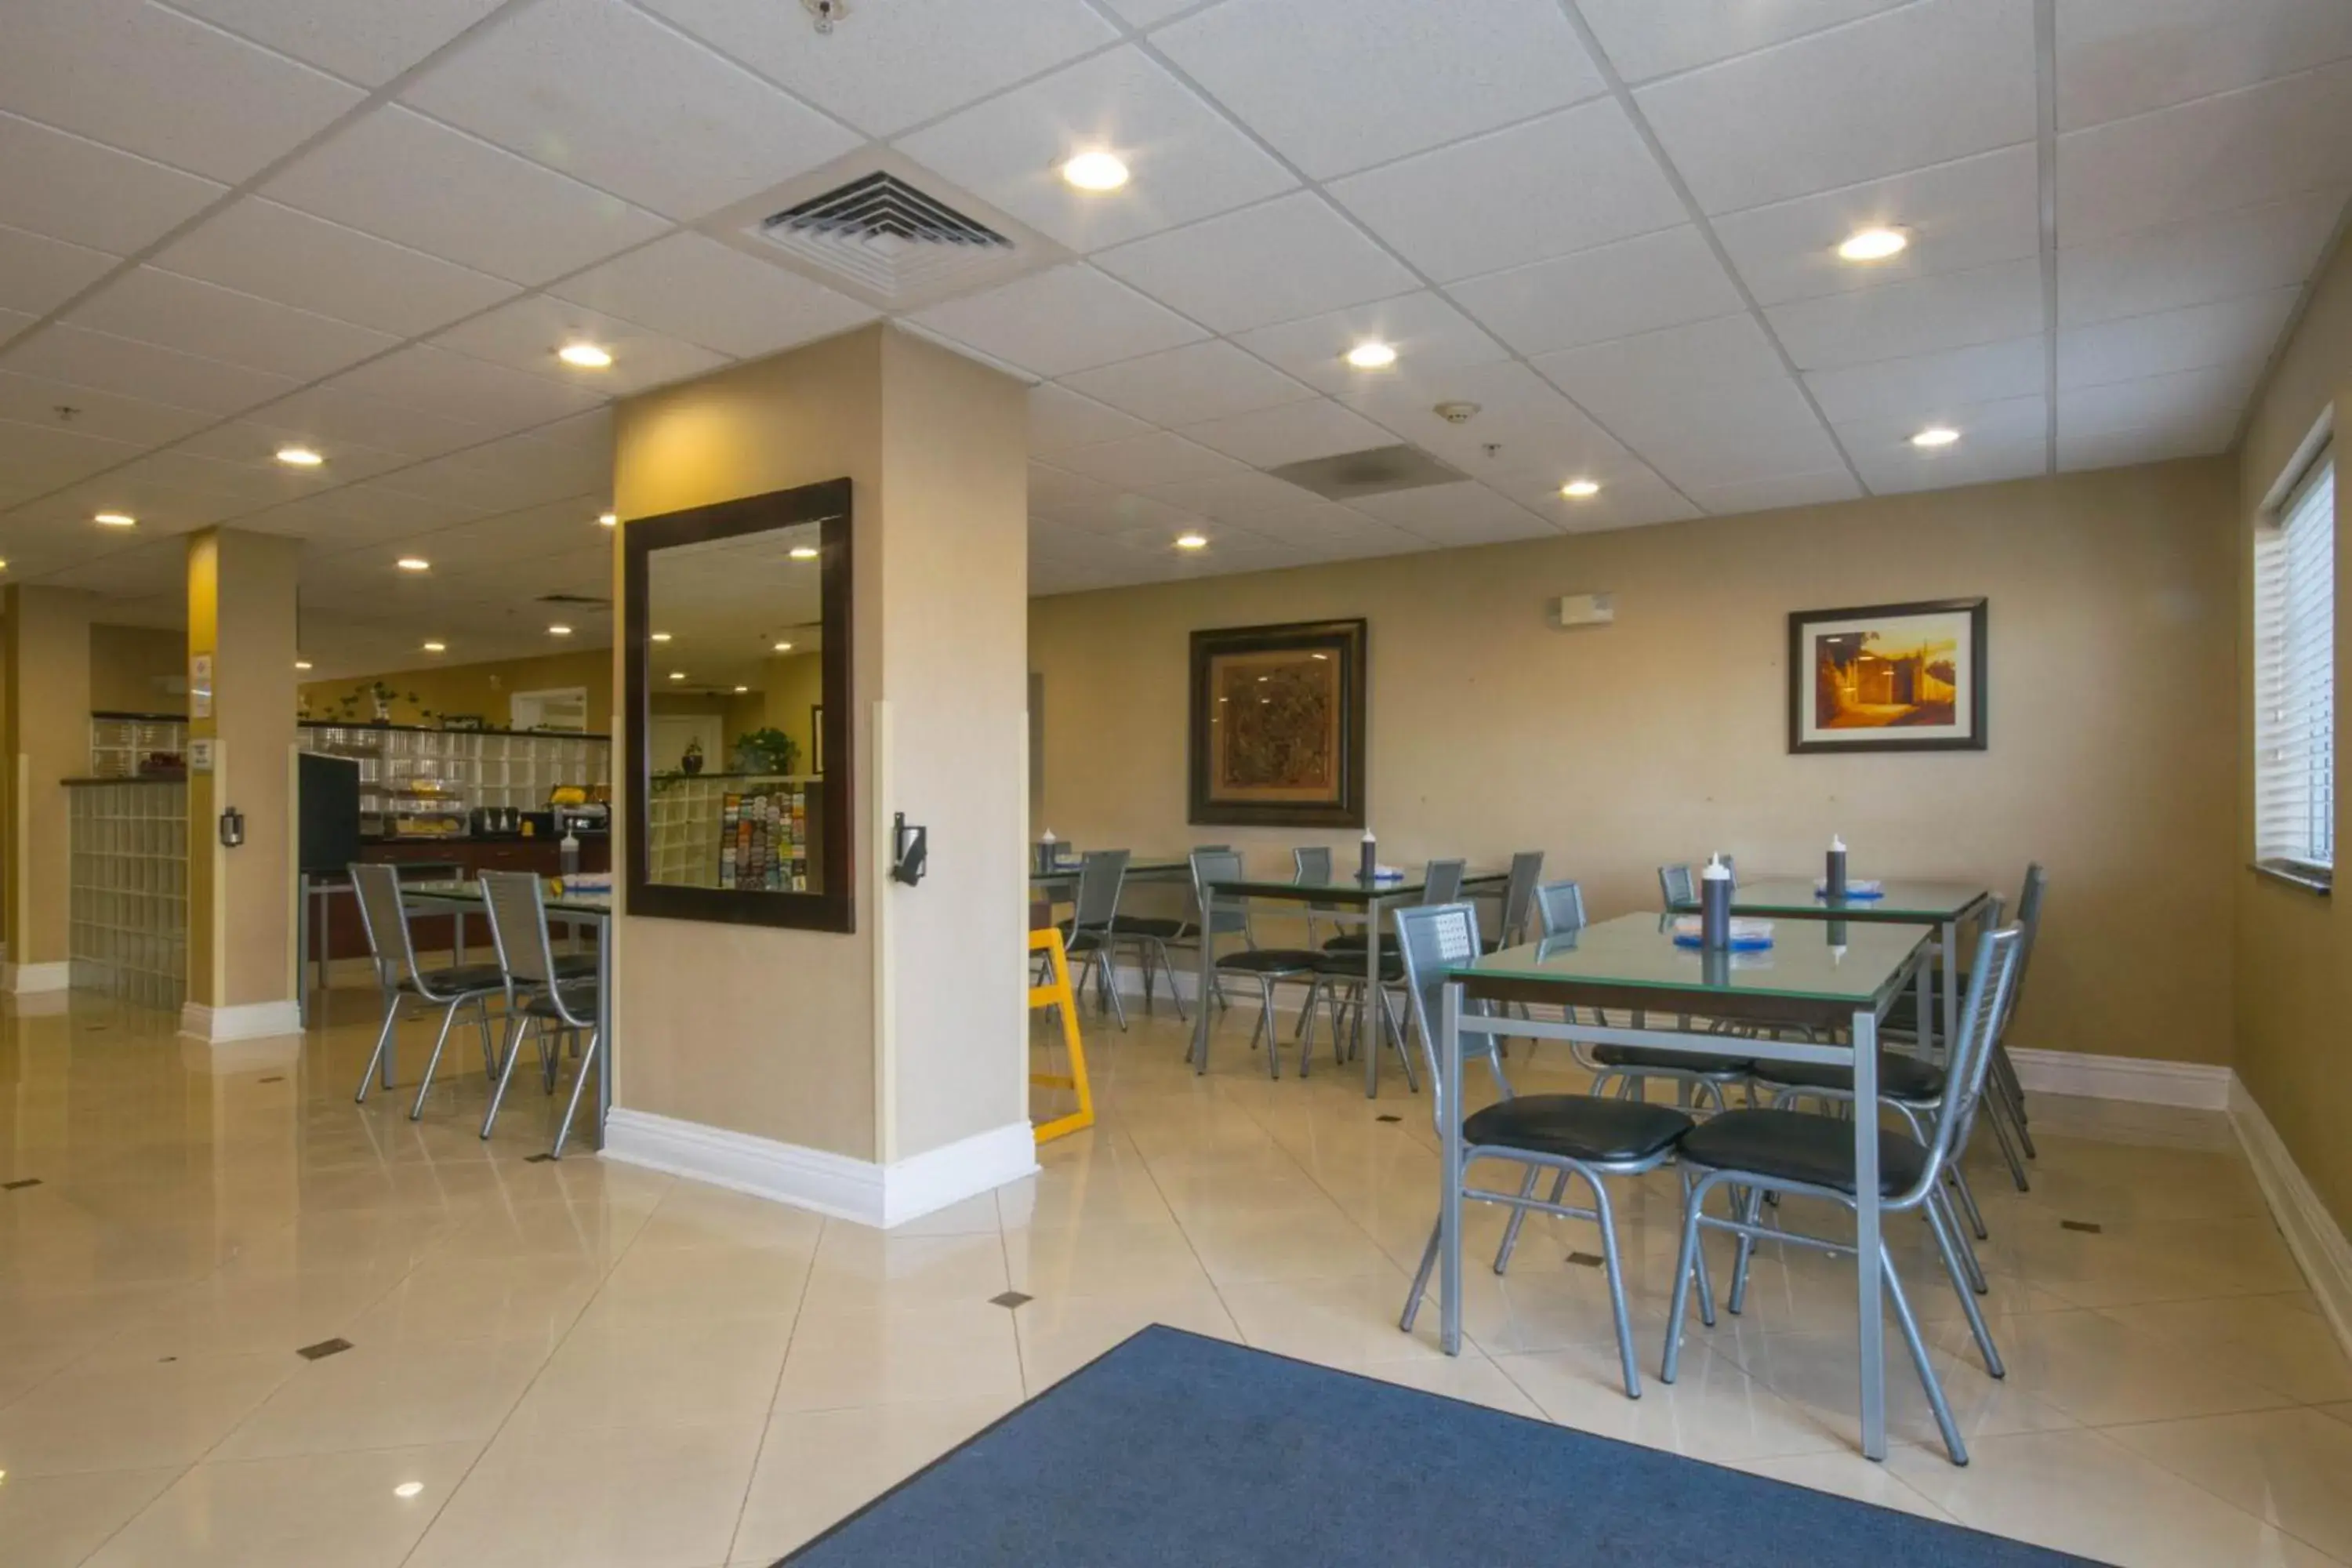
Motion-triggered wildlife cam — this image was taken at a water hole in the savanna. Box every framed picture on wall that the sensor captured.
[1789,597,1987,753]
[1188,618,1367,827]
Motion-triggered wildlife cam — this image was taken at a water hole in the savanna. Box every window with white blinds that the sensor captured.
[2253,448,2334,881]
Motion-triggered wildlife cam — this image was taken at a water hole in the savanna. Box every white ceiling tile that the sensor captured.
[1095,194,1418,334]
[1232,292,1508,394]
[263,107,669,285]
[2057,0,2352,132]
[1686,469,1865,516]
[2058,363,2254,443]
[255,484,485,546]
[0,372,214,449]
[893,45,1297,254]
[2,323,300,416]
[550,233,878,360]
[1098,0,1197,21]
[2057,59,2352,242]
[1340,359,1628,477]
[1532,313,1787,401]
[1329,98,1687,282]
[1348,481,1555,544]
[1711,145,2042,307]
[1856,437,2049,495]
[0,416,147,494]
[167,0,506,86]
[0,309,34,354]
[1239,499,1393,543]
[641,0,1116,137]
[1446,226,1744,356]
[1179,397,1393,467]
[0,0,363,182]
[1152,0,1602,180]
[2056,187,2350,326]
[1577,0,1914,85]
[1036,492,1207,539]
[1046,431,1247,488]
[2056,287,2300,388]
[1140,471,1327,522]
[167,420,415,484]
[1838,392,2048,492]
[1058,340,1314,427]
[432,296,730,394]
[0,224,118,318]
[1802,336,2047,425]
[1544,474,1704,532]
[220,382,496,464]
[150,198,518,338]
[1766,256,2045,370]
[0,111,227,256]
[325,343,608,435]
[369,437,607,514]
[101,448,354,516]
[1027,462,1123,516]
[25,472,260,532]
[401,0,863,220]
[1029,385,1155,454]
[1635,0,2038,215]
[64,267,400,382]
[2056,416,2235,474]
[909,264,1206,378]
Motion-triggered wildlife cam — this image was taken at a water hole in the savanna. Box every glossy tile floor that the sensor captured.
[3,985,2349,1567]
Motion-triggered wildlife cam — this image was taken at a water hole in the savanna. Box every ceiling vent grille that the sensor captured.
[753,172,1014,304]
[1268,445,1467,502]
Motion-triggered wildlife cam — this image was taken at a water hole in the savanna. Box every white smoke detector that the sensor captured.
[1434,401,1482,425]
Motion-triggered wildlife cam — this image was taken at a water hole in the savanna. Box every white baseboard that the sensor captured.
[180,999,303,1044]
[2,960,71,995]
[601,1110,1037,1229]
[2005,1046,2231,1110]
[2230,1074,2352,1368]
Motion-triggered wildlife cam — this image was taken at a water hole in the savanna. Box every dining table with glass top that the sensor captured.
[1191,866,1511,1097]
[1669,877,1991,1060]
[1436,912,1935,1461]
[399,880,614,1153]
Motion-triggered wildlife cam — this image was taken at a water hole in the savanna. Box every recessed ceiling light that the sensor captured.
[1174,532,1208,550]
[1061,151,1129,192]
[598,512,617,528]
[557,342,612,368]
[733,685,750,694]
[652,631,672,642]
[397,557,430,572]
[1838,227,1909,263]
[1344,342,1398,370]
[394,1483,425,1501]
[275,445,324,467]
[788,545,819,561]
[668,670,686,681]
[1560,478,1602,499]
[547,625,572,637]
[93,511,136,527]
[1910,426,1961,448]
[772,641,793,653]
[294,659,312,670]
[423,641,446,652]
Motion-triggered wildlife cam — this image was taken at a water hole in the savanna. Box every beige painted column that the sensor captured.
[183,528,302,1055]
[2,585,96,995]
[609,325,1031,1224]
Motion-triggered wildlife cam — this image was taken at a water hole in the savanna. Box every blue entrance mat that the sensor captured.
[782,1325,2099,1566]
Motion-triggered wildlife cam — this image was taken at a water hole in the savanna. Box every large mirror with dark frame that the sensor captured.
[624,478,853,931]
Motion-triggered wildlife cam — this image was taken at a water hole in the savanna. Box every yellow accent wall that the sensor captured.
[299,648,615,731]
[89,623,186,714]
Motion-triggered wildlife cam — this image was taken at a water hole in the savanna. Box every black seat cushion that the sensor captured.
[1217,948,1322,975]
[552,953,599,980]
[523,980,599,1020]
[404,964,507,996]
[1109,915,1196,940]
[1322,931,1370,951]
[1464,1095,1692,1164]
[1592,1044,1753,1077]
[1755,1051,1944,1101]
[1676,1109,1929,1197]
[1312,949,1402,980]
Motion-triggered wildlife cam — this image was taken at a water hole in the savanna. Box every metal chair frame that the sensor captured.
[1188,849,1323,1079]
[1059,850,1131,1030]
[348,862,504,1114]
[476,870,603,1157]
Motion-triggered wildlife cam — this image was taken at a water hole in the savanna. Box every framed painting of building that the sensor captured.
[1188,618,1367,827]
[1789,598,1987,753]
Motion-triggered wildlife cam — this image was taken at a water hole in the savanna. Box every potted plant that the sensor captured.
[681,738,704,775]
[732,727,800,776]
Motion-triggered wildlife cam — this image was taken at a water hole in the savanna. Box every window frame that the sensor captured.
[2252,439,2335,894]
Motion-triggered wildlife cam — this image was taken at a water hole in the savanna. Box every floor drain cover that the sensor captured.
[297,1338,354,1361]
[2,1178,41,1191]
[990,1291,1033,1309]
[2059,1218,2103,1233]
[524,1153,557,1163]
[1375,1114,1403,1123]
[257,1076,285,1084]
[1566,1251,1605,1269]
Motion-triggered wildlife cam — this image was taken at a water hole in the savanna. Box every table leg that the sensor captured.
[454,909,467,967]
[1853,1006,1886,1461]
[1191,895,1214,1074]
[1363,895,1383,1098]
[296,877,310,1029]
[1940,917,1959,1074]
[594,913,612,1149]
[1439,979,1465,1355]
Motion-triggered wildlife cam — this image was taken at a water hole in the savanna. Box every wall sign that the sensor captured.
[190,652,213,719]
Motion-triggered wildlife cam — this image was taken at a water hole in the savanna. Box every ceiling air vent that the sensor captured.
[703,150,1069,314]
[1268,445,1467,503]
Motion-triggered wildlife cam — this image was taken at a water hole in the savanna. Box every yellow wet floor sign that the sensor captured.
[1028,927,1094,1145]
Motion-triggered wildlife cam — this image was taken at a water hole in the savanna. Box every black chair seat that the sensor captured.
[404,964,507,996]
[1217,948,1322,975]
[524,981,599,1020]
[552,953,599,981]
[1464,1095,1692,1165]
[1676,1109,1928,1198]
[1592,1044,1753,1077]
[1312,949,1402,980]
[1054,920,1112,955]
[1322,931,1370,952]
[1757,1051,1945,1101]
[1109,915,1196,940]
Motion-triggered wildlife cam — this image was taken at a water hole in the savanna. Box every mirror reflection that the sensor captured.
[643,519,829,895]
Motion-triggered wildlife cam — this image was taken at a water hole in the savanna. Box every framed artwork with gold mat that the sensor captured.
[1188,618,1367,828]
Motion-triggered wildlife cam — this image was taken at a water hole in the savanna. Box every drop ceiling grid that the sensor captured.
[0,0,2340,631]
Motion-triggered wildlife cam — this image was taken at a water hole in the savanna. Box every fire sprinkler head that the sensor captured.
[1433,401,1481,425]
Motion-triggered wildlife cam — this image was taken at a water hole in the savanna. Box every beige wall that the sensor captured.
[1032,459,2241,1073]
[90,623,186,714]
[300,648,614,731]
[2,586,96,977]
[2236,233,2351,1231]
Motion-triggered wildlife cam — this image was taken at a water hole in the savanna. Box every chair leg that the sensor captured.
[1102,952,1128,1032]
[355,992,402,1102]
[481,1015,535,1139]
[1948,1162,1990,1241]
[1933,1185,1989,1294]
[1400,1218,1441,1333]
[1494,1166,1544,1274]
[408,1000,466,1120]
[1661,1177,1711,1384]
[551,1028,601,1159]
[1151,939,1189,1023]
[1377,985,1417,1092]
[1882,1242,1969,1465]
[1682,1169,1718,1329]
[1925,1192,2004,1377]
[1984,1087,2032,1191]
[1728,1184,1766,1315]
[1591,1175,1642,1399]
